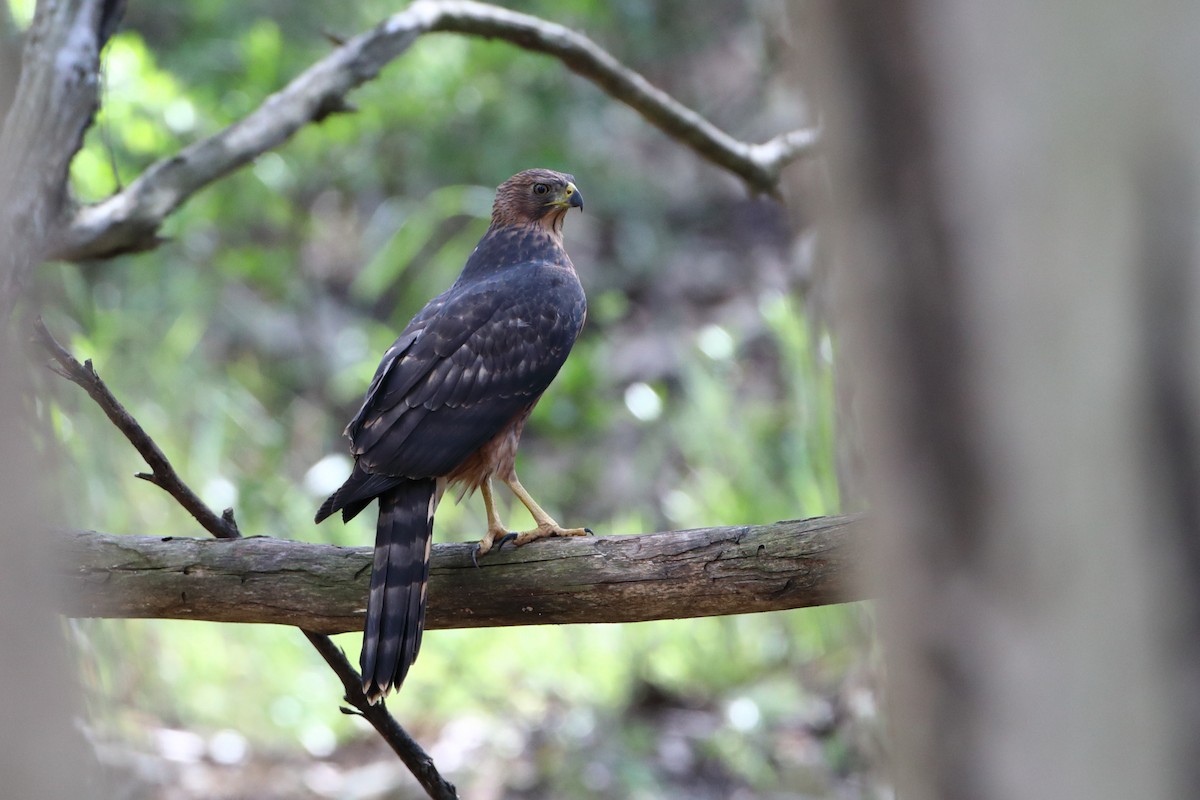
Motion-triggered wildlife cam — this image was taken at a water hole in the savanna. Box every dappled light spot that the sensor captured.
[253,152,293,192]
[202,476,238,511]
[663,489,699,526]
[727,697,761,732]
[300,724,337,758]
[164,98,197,134]
[208,729,248,765]
[698,324,735,360]
[624,381,662,421]
[154,728,205,763]
[305,454,354,497]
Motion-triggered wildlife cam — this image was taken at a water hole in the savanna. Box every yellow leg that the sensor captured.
[502,474,591,546]
[473,474,591,564]
[473,479,511,558]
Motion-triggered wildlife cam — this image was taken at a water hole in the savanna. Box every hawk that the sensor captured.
[316,169,589,702]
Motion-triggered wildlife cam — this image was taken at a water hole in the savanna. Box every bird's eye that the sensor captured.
[533,183,549,195]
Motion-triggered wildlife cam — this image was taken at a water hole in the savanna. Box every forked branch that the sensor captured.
[54,0,815,261]
[34,320,458,800]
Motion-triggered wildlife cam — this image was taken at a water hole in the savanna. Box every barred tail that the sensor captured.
[360,479,437,703]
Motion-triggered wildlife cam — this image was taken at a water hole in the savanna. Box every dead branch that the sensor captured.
[420,1,817,194]
[33,317,240,539]
[54,0,815,261]
[62,516,862,632]
[35,320,458,800]
[302,630,457,799]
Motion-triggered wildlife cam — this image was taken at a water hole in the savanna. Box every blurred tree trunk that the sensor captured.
[797,1,1200,797]
[0,343,95,797]
[0,3,121,796]
[0,4,20,124]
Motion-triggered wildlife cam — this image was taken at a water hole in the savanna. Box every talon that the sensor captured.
[584,528,594,535]
[494,532,519,553]
[471,544,482,569]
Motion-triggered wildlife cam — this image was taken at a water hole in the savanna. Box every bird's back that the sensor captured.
[348,253,584,484]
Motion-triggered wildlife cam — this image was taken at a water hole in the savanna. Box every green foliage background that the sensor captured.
[21,1,881,796]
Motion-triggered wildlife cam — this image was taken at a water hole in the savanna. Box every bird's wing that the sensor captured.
[344,292,450,440]
[348,263,585,479]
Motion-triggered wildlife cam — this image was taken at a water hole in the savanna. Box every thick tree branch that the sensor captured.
[0,0,124,323]
[35,320,458,800]
[54,0,815,261]
[62,516,862,632]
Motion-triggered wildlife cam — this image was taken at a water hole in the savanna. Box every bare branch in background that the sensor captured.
[421,1,816,195]
[35,321,458,800]
[54,0,816,261]
[303,631,458,800]
[33,318,241,540]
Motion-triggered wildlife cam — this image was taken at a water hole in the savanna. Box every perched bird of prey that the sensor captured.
[316,169,589,703]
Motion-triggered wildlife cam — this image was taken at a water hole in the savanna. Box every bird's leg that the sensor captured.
[473,479,517,562]
[502,474,592,547]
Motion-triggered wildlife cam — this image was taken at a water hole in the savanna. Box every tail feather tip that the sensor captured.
[363,681,388,705]
[314,497,336,524]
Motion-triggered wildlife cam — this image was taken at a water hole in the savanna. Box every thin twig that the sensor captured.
[304,632,458,800]
[31,317,240,540]
[53,0,816,261]
[33,319,458,800]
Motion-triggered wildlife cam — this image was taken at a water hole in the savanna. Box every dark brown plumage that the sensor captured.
[316,169,589,702]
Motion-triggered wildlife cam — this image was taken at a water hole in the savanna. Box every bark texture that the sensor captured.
[62,516,863,633]
[0,0,122,322]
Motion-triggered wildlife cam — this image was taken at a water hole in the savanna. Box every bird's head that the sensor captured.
[491,169,584,235]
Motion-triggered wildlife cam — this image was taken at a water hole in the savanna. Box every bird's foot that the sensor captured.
[472,522,593,566]
[472,526,517,567]
[510,522,593,548]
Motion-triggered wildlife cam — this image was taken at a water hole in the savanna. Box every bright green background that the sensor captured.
[22,1,881,797]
